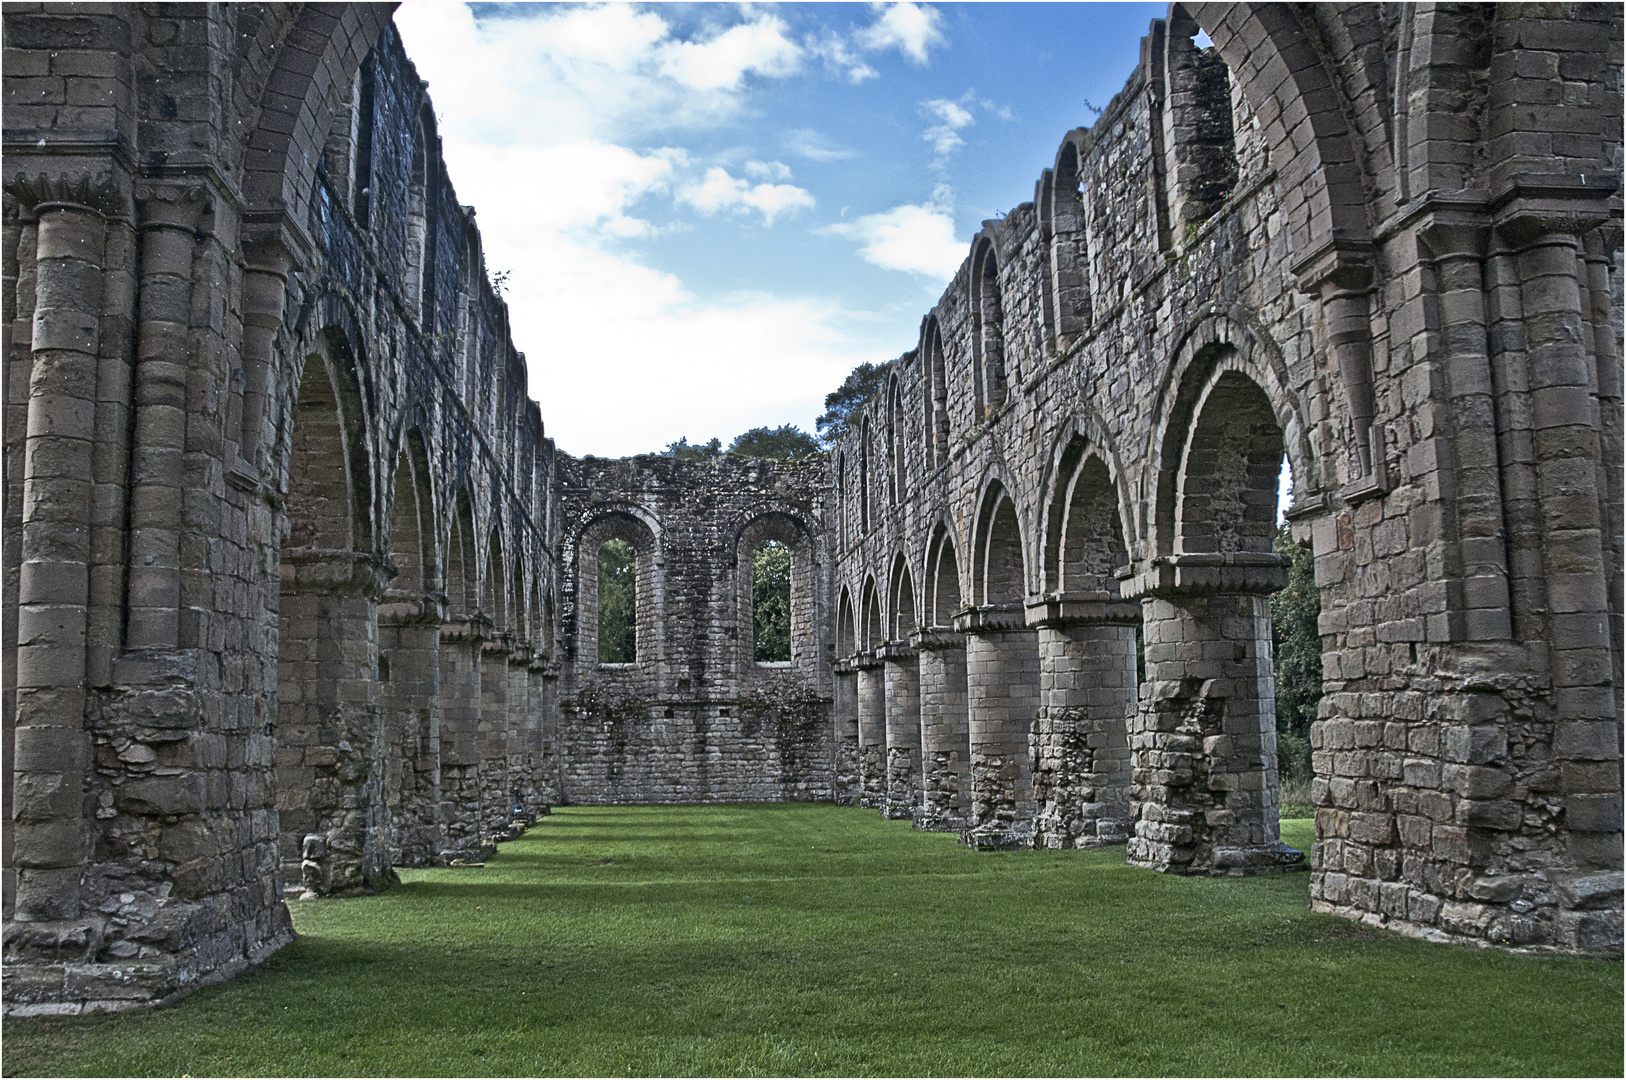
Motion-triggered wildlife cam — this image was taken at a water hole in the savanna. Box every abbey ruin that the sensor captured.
[3,2,1622,1014]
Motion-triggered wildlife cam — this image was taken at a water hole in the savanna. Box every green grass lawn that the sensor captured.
[5,804,1620,1077]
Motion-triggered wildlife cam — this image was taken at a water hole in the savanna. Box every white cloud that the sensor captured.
[783,128,855,163]
[678,166,815,226]
[657,15,803,91]
[391,3,887,457]
[822,185,965,279]
[857,2,947,65]
[744,159,793,182]
[921,97,975,163]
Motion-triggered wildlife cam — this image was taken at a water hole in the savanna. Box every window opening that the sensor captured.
[752,539,792,662]
[597,537,637,663]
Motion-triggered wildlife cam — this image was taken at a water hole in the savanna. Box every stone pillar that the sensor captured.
[10,198,107,924]
[1027,595,1138,849]
[437,619,485,860]
[478,634,513,840]
[1126,555,1302,875]
[508,646,536,830]
[377,591,441,868]
[276,551,392,897]
[538,659,562,807]
[855,651,885,808]
[526,656,551,817]
[956,605,1040,849]
[880,641,921,819]
[832,658,860,803]
[912,628,969,832]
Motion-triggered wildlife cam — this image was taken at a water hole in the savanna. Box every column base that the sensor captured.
[960,819,1033,851]
[1127,837,1305,876]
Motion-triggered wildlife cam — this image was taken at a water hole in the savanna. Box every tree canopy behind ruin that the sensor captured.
[816,362,887,447]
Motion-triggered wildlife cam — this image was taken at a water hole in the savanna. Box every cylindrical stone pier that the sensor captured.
[1127,564,1303,876]
[913,627,970,832]
[437,620,485,859]
[956,605,1040,849]
[508,647,535,829]
[880,641,921,819]
[832,658,860,803]
[377,592,442,868]
[855,651,886,808]
[478,635,514,839]
[1028,596,1138,849]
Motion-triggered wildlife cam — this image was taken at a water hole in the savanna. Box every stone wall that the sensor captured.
[829,2,1623,952]
[554,453,834,804]
[1,0,1621,1019]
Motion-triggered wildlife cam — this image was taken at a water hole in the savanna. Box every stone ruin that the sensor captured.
[2,2,1621,1015]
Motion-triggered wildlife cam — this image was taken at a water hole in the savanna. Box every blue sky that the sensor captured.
[395,2,1166,457]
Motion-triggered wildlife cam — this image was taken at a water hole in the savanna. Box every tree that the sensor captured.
[729,425,821,460]
[753,540,792,662]
[665,436,721,462]
[598,538,637,663]
[815,361,887,447]
[1271,523,1322,738]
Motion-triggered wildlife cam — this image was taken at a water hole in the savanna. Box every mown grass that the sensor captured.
[5,804,1620,1077]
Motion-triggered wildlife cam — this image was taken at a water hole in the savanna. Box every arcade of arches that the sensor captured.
[2,2,1621,1014]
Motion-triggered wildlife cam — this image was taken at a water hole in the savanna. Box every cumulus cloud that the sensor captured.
[392,3,888,456]
[857,2,947,64]
[921,97,975,164]
[821,185,965,279]
[677,166,816,226]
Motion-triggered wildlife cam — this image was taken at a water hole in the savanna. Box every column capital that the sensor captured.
[279,548,393,599]
[1119,552,1289,601]
[1025,592,1142,628]
[952,604,1029,635]
[1492,173,1619,251]
[909,626,966,652]
[878,640,918,662]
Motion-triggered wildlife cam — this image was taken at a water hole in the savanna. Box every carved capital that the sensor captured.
[6,172,126,218]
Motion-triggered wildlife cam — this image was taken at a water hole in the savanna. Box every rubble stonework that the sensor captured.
[1,1,1621,1017]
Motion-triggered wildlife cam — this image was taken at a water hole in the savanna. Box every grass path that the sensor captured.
[5,804,1620,1077]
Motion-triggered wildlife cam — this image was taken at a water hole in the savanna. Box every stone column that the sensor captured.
[526,655,551,817]
[1027,595,1138,849]
[956,605,1040,849]
[538,659,562,807]
[377,590,441,868]
[855,651,885,808]
[832,658,860,803]
[276,551,392,896]
[478,634,513,840]
[10,197,107,924]
[437,618,485,860]
[912,627,969,832]
[1126,554,1302,875]
[508,645,536,830]
[880,640,921,819]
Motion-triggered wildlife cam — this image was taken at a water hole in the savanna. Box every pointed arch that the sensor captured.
[920,315,948,469]
[973,479,1027,608]
[886,373,905,506]
[283,332,372,555]
[447,487,476,617]
[860,575,883,652]
[1049,132,1092,345]
[387,426,436,595]
[888,552,917,641]
[926,522,964,627]
[485,525,507,629]
[837,584,857,657]
[970,232,1006,418]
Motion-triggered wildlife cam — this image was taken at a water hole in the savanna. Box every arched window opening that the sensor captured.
[890,557,917,641]
[887,378,905,506]
[837,588,856,657]
[1049,138,1092,344]
[837,451,847,546]
[1160,4,1238,243]
[447,489,475,617]
[972,240,1006,417]
[405,115,432,320]
[597,538,637,663]
[859,418,872,532]
[388,450,423,595]
[1048,449,1128,597]
[1176,370,1284,556]
[930,528,963,627]
[284,354,353,552]
[978,488,1024,607]
[860,578,883,652]
[922,319,948,467]
[752,539,792,662]
[353,52,376,228]
[484,530,506,629]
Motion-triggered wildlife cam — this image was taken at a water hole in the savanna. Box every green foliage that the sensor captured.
[729,425,821,461]
[815,361,887,447]
[752,540,792,662]
[1272,523,1322,740]
[7,805,1618,1078]
[665,436,721,462]
[597,538,637,663]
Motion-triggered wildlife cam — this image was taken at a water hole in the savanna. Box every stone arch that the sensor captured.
[282,331,373,554]
[859,416,873,531]
[1047,131,1093,347]
[575,510,661,671]
[887,551,918,641]
[886,373,905,506]
[926,521,964,628]
[484,524,507,630]
[240,6,393,252]
[735,511,815,671]
[837,585,857,657]
[1186,2,1374,257]
[919,315,949,469]
[446,487,477,618]
[860,574,884,652]
[1044,441,1131,598]
[1037,412,1138,586]
[1147,309,1314,560]
[406,105,437,323]
[386,426,437,596]
[970,231,1006,418]
[971,478,1027,608]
